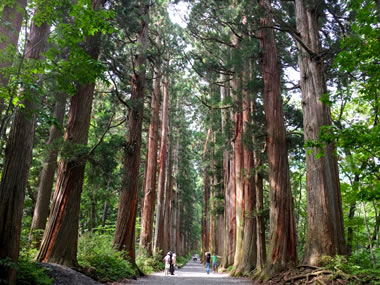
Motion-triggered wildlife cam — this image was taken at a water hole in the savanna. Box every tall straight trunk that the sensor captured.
[101,201,108,228]
[220,75,234,268]
[236,75,256,276]
[232,74,244,273]
[153,76,169,254]
[139,66,161,255]
[218,214,224,256]
[209,131,217,255]
[227,143,236,265]
[176,195,181,255]
[0,7,49,282]
[163,136,173,254]
[37,12,103,265]
[113,3,149,263]
[258,0,297,276]
[295,0,346,265]
[0,0,27,117]
[202,169,209,259]
[255,171,266,270]
[30,93,67,246]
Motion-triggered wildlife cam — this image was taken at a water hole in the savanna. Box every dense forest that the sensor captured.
[0,0,379,284]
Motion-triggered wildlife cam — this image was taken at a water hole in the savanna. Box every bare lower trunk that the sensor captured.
[0,7,49,282]
[295,0,346,265]
[101,201,108,228]
[235,85,256,275]
[154,76,169,255]
[139,66,161,255]
[30,93,67,247]
[202,169,209,259]
[231,50,244,271]
[255,172,266,270]
[163,138,173,254]
[113,3,149,264]
[258,0,297,276]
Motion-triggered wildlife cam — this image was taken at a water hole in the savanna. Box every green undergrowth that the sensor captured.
[0,248,53,285]
[77,230,136,282]
[321,249,380,284]
[135,248,164,274]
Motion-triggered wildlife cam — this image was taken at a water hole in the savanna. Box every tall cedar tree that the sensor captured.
[30,93,67,246]
[294,0,346,265]
[139,65,161,256]
[113,2,149,263]
[258,0,297,276]
[0,4,50,282]
[37,0,105,267]
[235,65,257,275]
[154,75,169,254]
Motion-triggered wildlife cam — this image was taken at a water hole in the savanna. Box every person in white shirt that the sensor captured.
[163,252,171,275]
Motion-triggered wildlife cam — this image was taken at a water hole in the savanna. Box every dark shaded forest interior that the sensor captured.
[0,0,379,284]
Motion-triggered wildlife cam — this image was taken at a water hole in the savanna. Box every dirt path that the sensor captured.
[122,259,254,284]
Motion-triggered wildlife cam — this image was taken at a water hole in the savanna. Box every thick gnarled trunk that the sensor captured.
[295,0,346,266]
[258,0,297,276]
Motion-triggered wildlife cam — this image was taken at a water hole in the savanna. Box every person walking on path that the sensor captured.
[211,253,221,273]
[163,252,171,275]
[170,253,176,275]
[205,252,211,274]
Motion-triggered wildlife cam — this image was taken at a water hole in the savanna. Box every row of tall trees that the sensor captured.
[0,0,201,283]
[191,0,378,279]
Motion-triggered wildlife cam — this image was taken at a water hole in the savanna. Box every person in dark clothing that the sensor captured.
[205,252,211,274]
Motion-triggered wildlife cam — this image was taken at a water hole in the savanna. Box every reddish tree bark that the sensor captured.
[163,139,174,254]
[201,169,210,259]
[0,5,49,282]
[113,2,149,263]
[255,171,266,270]
[258,0,297,276]
[231,55,244,273]
[37,0,105,267]
[30,93,67,247]
[153,76,169,254]
[235,75,256,276]
[295,0,346,265]
[139,66,161,255]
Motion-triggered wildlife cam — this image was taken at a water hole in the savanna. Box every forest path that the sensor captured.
[122,259,254,284]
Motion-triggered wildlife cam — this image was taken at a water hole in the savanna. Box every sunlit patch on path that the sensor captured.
[124,259,254,284]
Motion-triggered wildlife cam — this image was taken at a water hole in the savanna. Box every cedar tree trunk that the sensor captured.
[30,93,67,247]
[113,2,149,263]
[153,76,169,254]
[139,66,161,255]
[295,0,346,265]
[0,7,49,282]
[37,0,104,267]
[258,0,297,276]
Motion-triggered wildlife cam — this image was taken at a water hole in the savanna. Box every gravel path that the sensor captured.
[123,259,254,285]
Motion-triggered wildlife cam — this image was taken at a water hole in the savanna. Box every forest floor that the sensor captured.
[108,259,255,285]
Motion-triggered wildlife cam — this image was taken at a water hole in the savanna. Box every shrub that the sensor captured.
[15,258,53,285]
[135,248,164,274]
[77,231,136,282]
